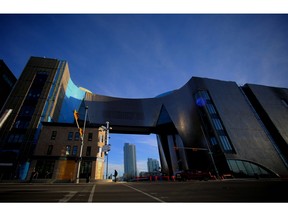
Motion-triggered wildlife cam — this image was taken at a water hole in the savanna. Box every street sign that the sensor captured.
[102,144,111,152]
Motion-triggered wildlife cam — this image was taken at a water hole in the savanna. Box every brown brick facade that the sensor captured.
[29,123,106,182]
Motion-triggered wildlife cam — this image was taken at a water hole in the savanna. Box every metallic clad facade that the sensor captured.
[84,77,288,177]
[1,57,288,179]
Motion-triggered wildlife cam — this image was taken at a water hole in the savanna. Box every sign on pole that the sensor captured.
[102,144,111,152]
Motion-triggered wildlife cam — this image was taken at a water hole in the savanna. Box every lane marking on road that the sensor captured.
[123,184,165,203]
[58,191,77,202]
[88,184,96,202]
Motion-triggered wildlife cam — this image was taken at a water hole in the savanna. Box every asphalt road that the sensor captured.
[0,179,287,203]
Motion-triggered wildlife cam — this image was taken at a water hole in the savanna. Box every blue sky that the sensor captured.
[1,14,288,177]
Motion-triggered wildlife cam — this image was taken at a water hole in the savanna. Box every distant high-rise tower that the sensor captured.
[123,143,137,179]
[147,158,160,173]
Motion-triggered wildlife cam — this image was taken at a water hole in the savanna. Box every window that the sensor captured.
[227,159,276,178]
[68,132,73,140]
[219,135,233,152]
[281,99,288,108]
[27,89,42,100]
[72,146,78,156]
[86,146,91,156]
[74,132,80,141]
[210,137,217,145]
[51,131,57,140]
[212,118,223,130]
[47,145,53,155]
[14,120,30,129]
[98,134,104,143]
[88,133,93,141]
[19,106,35,116]
[66,145,71,155]
[18,134,24,143]
[206,104,217,114]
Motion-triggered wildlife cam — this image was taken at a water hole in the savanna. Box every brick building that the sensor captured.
[28,123,106,182]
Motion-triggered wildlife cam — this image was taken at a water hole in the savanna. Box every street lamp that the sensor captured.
[75,106,88,184]
[100,121,112,179]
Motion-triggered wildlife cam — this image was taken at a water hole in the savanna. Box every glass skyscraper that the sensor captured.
[123,143,137,179]
[147,158,160,173]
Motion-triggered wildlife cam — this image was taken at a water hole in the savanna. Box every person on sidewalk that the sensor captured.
[113,170,118,182]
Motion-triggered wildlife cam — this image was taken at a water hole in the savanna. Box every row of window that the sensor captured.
[12,72,47,131]
[227,159,277,178]
[194,90,234,153]
[47,145,92,156]
[51,130,105,142]
[7,133,25,143]
[14,120,30,129]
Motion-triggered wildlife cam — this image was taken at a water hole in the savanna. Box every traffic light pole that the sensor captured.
[76,106,88,184]
[105,121,110,179]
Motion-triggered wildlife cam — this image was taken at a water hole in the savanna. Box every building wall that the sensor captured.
[0,57,62,179]
[84,75,288,177]
[243,84,288,170]
[0,57,87,180]
[31,123,106,181]
[0,60,17,111]
[191,77,288,177]
[1,56,287,179]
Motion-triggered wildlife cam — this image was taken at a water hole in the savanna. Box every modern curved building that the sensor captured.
[83,76,288,178]
[1,56,288,180]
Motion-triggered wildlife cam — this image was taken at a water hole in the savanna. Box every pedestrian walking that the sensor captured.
[113,170,118,182]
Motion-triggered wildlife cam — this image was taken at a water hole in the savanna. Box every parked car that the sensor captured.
[175,170,216,181]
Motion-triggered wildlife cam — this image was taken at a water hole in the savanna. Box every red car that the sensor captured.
[175,170,216,181]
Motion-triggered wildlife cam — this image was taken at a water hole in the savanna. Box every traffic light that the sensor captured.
[79,128,83,137]
[74,110,79,121]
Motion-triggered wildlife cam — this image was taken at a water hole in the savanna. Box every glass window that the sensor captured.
[75,132,80,141]
[212,118,223,130]
[18,134,24,143]
[236,160,247,174]
[19,106,35,116]
[219,135,233,151]
[68,132,73,140]
[227,160,240,173]
[86,146,91,156]
[201,91,211,100]
[101,134,104,143]
[27,89,42,100]
[47,145,53,155]
[88,133,93,141]
[66,145,71,156]
[72,146,78,156]
[243,161,254,176]
[14,134,19,143]
[80,161,92,178]
[210,137,217,145]
[8,134,14,143]
[206,104,216,114]
[259,167,269,175]
[51,131,57,140]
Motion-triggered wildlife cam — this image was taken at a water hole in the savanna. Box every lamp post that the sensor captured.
[100,121,111,179]
[105,121,110,179]
[76,106,88,184]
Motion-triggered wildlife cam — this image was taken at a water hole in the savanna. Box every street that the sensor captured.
[0,179,288,202]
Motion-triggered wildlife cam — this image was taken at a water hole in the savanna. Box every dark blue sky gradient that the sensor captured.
[1,14,288,175]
